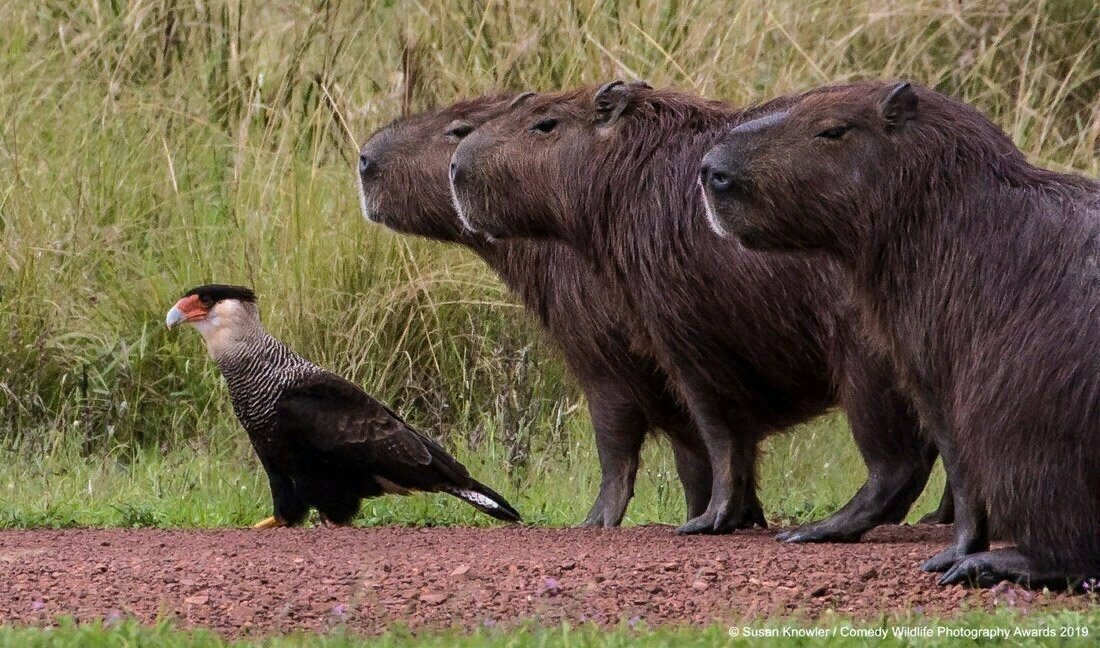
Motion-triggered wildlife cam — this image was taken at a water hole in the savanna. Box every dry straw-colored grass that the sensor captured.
[0,0,1095,526]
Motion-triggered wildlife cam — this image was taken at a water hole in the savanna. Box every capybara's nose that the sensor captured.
[701,164,733,193]
[359,152,378,178]
[449,160,464,185]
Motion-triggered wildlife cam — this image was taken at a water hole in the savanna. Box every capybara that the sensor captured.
[700,81,1098,589]
[450,83,951,537]
[356,95,720,528]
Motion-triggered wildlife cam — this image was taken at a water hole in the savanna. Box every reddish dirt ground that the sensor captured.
[0,525,1090,635]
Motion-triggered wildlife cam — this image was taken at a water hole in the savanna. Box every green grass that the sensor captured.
[3,610,1099,647]
[0,408,948,529]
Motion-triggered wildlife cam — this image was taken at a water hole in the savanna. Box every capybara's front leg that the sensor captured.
[922,434,989,574]
[579,393,647,528]
[737,472,767,529]
[676,408,763,535]
[779,371,937,543]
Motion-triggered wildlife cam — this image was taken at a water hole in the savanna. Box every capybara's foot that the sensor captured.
[677,506,741,534]
[252,516,288,529]
[578,502,625,528]
[938,547,1084,590]
[776,520,863,544]
[677,510,720,535]
[921,546,964,573]
[740,495,768,531]
[677,501,764,535]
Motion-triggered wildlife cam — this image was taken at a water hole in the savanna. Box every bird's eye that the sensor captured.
[445,123,474,139]
[199,295,214,306]
[815,124,851,140]
[531,118,559,134]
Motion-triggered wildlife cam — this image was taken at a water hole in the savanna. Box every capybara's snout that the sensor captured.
[700,143,753,203]
[358,150,379,180]
[700,147,737,195]
[449,135,483,190]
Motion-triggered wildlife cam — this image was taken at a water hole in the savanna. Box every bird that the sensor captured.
[166,283,522,528]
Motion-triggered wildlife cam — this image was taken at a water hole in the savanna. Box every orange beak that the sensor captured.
[166,294,209,329]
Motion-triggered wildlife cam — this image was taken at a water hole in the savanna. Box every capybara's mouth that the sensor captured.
[449,183,484,235]
[357,180,385,224]
[701,182,756,240]
[734,227,767,249]
[700,180,730,237]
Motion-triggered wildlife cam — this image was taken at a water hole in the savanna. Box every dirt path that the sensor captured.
[0,525,1088,635]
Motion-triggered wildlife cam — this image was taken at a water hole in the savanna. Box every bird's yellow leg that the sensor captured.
[252,516,288,529]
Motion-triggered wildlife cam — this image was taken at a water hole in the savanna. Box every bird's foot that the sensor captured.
[318,514,352,528]
[252,516,288,529]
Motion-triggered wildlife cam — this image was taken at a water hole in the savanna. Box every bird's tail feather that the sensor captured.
[448,480,522,523]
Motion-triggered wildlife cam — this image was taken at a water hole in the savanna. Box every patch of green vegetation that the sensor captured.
[0,407,946,528]
[2,609,1098,647]
[0,1,1085,529]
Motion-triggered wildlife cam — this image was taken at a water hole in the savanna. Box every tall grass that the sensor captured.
[0,0,1095,527]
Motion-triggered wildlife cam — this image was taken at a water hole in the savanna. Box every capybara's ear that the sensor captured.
[881,82,918,131]
[509,92,536,109]
[594,79,650,125]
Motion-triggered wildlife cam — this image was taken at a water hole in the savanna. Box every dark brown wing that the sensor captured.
[273,372,472,487]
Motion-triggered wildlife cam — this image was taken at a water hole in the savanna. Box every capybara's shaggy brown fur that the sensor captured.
[357,96,719,528]
[701,81,1099,588]
[450,84,950,537]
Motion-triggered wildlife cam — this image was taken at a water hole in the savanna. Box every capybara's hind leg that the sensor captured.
[939,548,1090,590]
[670,437,713,521]
[918,481,954,525]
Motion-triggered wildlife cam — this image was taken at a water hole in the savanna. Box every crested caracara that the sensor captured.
[166,284,522,527]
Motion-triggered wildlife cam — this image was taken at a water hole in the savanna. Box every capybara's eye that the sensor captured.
[445,123,474,139]
[531,118,559,134]
[815,124,851,140]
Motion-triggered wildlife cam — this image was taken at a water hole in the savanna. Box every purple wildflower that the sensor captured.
[540,577,561,596]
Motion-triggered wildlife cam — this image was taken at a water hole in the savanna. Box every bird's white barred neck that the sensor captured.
[189,299,321,436]
[216,331,321,435]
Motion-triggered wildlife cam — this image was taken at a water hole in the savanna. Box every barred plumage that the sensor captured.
[215,332,321,438]
[168,284,522,527]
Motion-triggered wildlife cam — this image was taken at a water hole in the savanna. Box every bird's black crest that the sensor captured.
[182,284,257,304]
